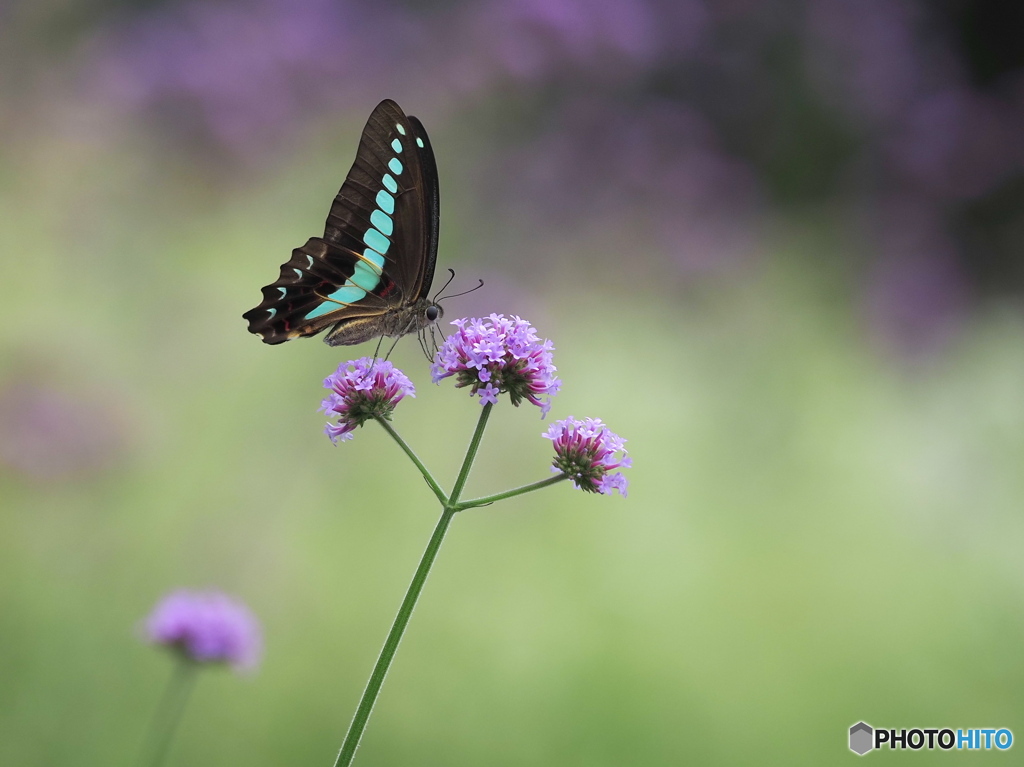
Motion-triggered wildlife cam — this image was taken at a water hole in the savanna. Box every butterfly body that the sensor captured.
[244,100,441,346]
[324,297,440,346]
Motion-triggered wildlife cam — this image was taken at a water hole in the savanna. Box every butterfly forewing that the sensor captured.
[243,100,439,345]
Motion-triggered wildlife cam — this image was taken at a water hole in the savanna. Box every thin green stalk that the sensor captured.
[449,403,493,506]
[335,405,494,767]
[137,658,200,767]
[375,417,448,505]
[333,507,455,767]
[454,474,569,511]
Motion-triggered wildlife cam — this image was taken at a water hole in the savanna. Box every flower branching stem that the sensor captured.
[449,402,492,504]
[454,474,569,510]
[373,418,447,505]
[337,404,511,767]
[327,320,627,766]
[332,504,456,767]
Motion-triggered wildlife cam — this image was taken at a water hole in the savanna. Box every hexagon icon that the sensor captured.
[849,722,873,755]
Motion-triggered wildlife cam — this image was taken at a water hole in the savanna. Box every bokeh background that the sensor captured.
[3,0,1024,764]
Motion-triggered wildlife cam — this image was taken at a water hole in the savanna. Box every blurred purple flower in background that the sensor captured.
[445,0,705,90]
[145,590,262,671]
[544,416,630,496]
[14,0,1020,359]
[321,358,416,443]
[81,0,713,154]
[887,89,1022,201]
[86,0,416,154]
[485,96,763,277]
[860,195,970,356]
[432,315,560,415]
[805,0,1024,202]
[805,0,927,126]
[0,379,128,482]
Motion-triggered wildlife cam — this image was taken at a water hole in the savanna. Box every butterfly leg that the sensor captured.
[383,334,406,361]
[383,313,423,361]
[429,323,443,355]
[416,328,431,361]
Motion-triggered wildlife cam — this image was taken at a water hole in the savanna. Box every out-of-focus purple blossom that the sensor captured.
[805,0,928,126]
[0,381,128,481]
[320,358,415,444]
[81,0,715,156]
[51,0,1024,327]
[805,0,1024,203]
[145,590,262,671]
[85,0,417,154]
[543,416,630,496]
[886,89,1023,201]
[860,196,970,356]
[648,141,763,274]
[447,0,707,88]
[490,98,763,275]
[432,314,560,416]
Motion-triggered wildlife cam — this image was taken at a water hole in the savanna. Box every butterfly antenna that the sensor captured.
[431,269,456,303]
[436,278,485,302]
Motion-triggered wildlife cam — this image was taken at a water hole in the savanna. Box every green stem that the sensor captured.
[137,658,200,767]
[375,417,448,505]
[333,507,456,767]
[454,474,569,511]
[335,404,495,767]
[449,403,493,506]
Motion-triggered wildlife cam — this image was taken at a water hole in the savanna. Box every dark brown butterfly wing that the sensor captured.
[243,100,440,345]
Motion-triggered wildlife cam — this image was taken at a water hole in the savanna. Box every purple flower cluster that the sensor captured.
[544,417,630,496]
[145,590,262,671]
[432,315,560,416]
[321,358,416,443]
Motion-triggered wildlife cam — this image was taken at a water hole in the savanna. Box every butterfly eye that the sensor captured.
[425,305,439,322]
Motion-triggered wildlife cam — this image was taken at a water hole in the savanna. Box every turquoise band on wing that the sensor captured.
[376,190,394,214]
[370,209,393,236]
[363,228,390,254]
[303,126,407,322]
[241,100,442,347]
[304,249,385,319]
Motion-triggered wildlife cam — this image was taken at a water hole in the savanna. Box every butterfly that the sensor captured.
[243,99,442,349]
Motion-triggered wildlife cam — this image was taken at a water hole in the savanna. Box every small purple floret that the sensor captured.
[321,357,416,443]
[431,314,560,416]
[145,590,262,671]
[543,416,631,497]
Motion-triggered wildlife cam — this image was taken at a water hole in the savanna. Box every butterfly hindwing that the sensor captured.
[243,100,440,345]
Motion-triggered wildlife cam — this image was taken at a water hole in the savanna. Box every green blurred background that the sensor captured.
[3,0,1024,764]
